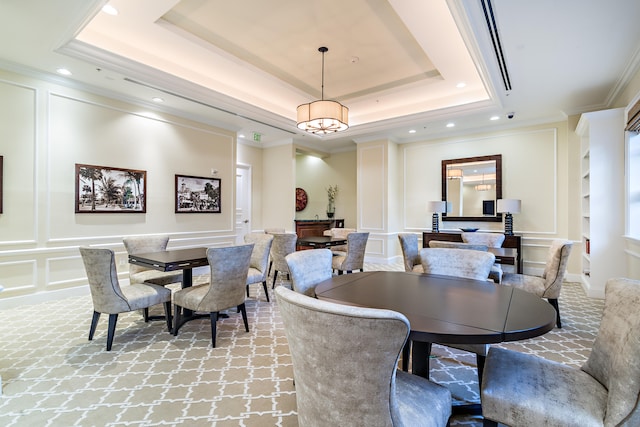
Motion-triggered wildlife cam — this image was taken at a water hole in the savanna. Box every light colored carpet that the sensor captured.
[0,261,603,426]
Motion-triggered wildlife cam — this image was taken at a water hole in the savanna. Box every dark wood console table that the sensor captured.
[423,231,522,273]
[295,219,344,249]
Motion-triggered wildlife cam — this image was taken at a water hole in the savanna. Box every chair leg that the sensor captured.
[89,311,101,341]
[401,340,411,371]
[210,312,219,348]
[143,307,149,322]
[172,304,182,336]
[262,281,270,302]
[239,303,249,332]
[246,284,250,298]
[106,313,118,351]
[476,354,486,385]
[272,270,279,289]
[163,301,172,332]
[548,298,562,328]
[268,260,273,277]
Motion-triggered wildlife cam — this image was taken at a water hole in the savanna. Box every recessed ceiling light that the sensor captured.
[490,115,500,121]
[409,129,416,134]
[152,97,164,103]
[456,82,466,88]
[56,68,72,76]
[446,122,455,128]
[102,5,118,15]
[239,134,245,139]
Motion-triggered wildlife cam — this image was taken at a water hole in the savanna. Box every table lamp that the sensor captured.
[497,199,521,235]
[427,201,447,233]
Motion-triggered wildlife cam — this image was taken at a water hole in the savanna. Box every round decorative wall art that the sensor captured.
[296,187,308,211]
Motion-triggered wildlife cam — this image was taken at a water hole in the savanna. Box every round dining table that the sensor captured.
[315,270,556,379]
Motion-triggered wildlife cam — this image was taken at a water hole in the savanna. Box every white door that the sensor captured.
[236,165,252,243]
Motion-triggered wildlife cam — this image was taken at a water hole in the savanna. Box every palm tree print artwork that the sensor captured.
[75,164,146,213]
[175,175,221,213]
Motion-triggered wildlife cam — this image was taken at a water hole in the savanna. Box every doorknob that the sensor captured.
[243,219,249,223]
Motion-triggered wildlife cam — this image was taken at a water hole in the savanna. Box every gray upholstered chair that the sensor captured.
[264,228,285,275]
[332,232,369,274]
[398,233,424,273]
[428,240,502,283]
[501,239,573,327]
[285,248,333,297]
[79,247,172,351]
[275,285,452,427]
[269,233,298,289]
[461,232,506,279]
[420,247,495,280]
[172,244,254,348]
[323,227,356,252]
[243,232,274,302]
[481,277,640,427]
[412,247,496,383]
[123,235,183,286]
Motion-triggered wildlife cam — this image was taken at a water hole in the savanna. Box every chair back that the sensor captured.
[270,233,298,273]
[196,244,254,312]
[285,249,333,297]
[275,285,410,426]
[541,239,573,298]
[461,232,505,248]
[243,232,274,277]
[420,248,495,281]
[338,232,369,270]
[264,227,285,234]
[428,240,488,251]
[123,235,170,275]
[581,277,640,426]
[80,247,131,313]
[398,233,422,273]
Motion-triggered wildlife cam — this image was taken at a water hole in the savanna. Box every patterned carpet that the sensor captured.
[0,261,604,426]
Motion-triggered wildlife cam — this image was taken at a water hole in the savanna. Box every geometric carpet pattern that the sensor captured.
[0,261,604,427]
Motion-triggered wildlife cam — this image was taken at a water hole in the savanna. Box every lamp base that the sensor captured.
[504,213,514,235]
[432,213,440,233]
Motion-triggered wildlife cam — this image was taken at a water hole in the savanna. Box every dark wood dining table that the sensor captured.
[296,235,347,249]
[128,247,209,289]
[315,270,556,413]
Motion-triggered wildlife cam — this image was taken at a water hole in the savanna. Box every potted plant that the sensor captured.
[326,185,338,218]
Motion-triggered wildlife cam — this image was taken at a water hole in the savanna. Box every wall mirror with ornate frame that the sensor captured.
[442,154,502,222]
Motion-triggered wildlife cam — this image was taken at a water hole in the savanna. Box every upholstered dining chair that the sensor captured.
[322,227,356,252]
[461,231,507,279]
[481,277,640,427]
[243,232,274,302]
[79,247,172,351]
[410,247,497,383]
[397,233,423,273]
[501,239,573,327]
[420,247,495,280]
[285,248,333,297]
[123,234,183,286]
[269,233,298,289]
[275,285,452,427]
[428,240,503,283]
[264,228,285,275]
[332,232,369,274]
[172,244,254,348]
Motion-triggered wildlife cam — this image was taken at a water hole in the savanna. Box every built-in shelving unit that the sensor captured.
[576,108,625,297]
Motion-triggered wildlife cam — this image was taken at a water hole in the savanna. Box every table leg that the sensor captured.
[410,341,432,379]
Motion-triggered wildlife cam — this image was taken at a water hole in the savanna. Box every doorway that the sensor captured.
[235,165,252,243]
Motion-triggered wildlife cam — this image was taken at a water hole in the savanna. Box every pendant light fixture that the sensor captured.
[297,47,349,135]
[475,174,492,191]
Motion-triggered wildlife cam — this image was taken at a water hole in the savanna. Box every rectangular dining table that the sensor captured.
[296,235,347,249]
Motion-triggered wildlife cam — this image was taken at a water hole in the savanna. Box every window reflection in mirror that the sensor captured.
[441,154,502,222]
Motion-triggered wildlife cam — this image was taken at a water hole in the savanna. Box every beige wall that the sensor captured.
[295,150,357,227]
[262,143,296,232]
[0,69,237,305]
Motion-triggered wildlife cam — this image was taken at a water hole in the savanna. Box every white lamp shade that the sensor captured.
[497,199,521,214]
[427,201,447,213]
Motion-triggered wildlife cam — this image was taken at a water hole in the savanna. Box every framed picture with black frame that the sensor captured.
[175,174,221,213]
[75,163,146,213]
